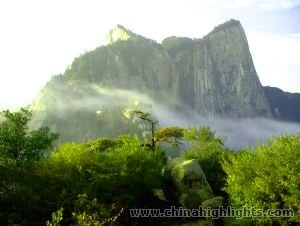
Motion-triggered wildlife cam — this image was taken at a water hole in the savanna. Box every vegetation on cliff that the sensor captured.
[30,20,274,145]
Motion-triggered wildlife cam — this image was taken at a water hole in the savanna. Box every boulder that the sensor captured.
[164,157,223,208]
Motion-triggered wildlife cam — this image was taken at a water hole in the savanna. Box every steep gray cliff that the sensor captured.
[162,20,272,118]
[30,19,272,142]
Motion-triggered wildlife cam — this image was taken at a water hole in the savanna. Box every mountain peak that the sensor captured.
[209,19,242,34]
[204,19,248,47]
[106,24,137,44]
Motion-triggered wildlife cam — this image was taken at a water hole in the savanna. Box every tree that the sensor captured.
[0,108,59,225]
[222,134,300,225]
[155,126,183,146]
[133,110,183,151]
[133,110,158,151]
[183,126,228,197]
[183,126,224,150]
[0,108,58,165]
[45,135,166,225]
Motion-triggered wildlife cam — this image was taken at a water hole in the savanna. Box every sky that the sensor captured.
[0,0,299,109]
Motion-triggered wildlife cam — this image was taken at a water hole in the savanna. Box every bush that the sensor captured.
[0,135,166,225]
[222,134,300,225]
[183,127,229,197]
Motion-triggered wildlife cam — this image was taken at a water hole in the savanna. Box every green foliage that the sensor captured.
[155,126,184,145]
[183,126,224,149]
[0,133,166,225]
[183,127,228,197]
[222,134,300,225]
[47,135,166,223]
[72,194,110,226]
[210,19,240,34]
[0,109,59,225]
[161,36,193,55]
[1,109,298,226]
[0,108,58,165]
[84,137,120,152]
[46,208,63,226]
[134,110,184,151]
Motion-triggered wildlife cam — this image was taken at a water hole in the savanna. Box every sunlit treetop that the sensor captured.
[106,24,138,44]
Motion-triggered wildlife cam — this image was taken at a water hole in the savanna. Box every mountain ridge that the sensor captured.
[30,19,286,143]
[264,86,300,122]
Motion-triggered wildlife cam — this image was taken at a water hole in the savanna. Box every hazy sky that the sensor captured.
[0,0,299,109]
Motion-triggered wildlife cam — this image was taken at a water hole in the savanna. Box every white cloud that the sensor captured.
[0,0,299,109]
[248,32,300,92]
[189,0,300,10]
[256,0,300,9]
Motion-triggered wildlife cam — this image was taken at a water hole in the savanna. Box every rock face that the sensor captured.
[30,19,272,142]
[162,20,271,118]
[163,157,223,208]
[264,86,300,123]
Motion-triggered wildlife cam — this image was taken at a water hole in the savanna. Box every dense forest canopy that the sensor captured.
[0,108,299,225]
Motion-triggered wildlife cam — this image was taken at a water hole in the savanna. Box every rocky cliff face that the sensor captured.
[162,20,271,118]
[264,86,300,122]
[30,19,272,142]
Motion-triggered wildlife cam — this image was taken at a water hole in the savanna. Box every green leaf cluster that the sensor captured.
[223,134,300,225]
[0,108,58,165]
[183,127,228,197]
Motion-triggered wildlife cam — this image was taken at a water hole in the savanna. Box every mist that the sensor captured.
[148,97,300,150]
[29,83,300,150]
